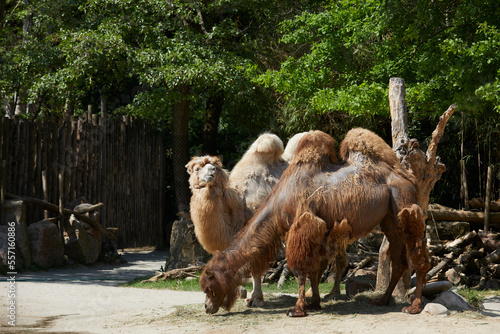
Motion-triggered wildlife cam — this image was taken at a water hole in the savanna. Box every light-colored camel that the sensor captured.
[186,133,301,307]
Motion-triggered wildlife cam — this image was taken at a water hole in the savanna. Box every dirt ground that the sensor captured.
[1,249,499,334]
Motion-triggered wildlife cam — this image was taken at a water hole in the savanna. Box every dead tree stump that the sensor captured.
[377,77,455,297]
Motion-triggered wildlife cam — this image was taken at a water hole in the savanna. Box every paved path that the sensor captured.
[1,248,499,334]
[0,249,206,333]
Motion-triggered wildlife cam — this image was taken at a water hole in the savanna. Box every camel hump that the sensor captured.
[292,130,338,165]
[339,128,399,167]
[282,132,307,163]
[246,133,284,160]
[186,155,223,174]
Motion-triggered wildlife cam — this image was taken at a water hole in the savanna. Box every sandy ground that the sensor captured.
[1,248,499,334]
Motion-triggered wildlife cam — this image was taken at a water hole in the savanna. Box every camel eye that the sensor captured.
[206,289,215,297]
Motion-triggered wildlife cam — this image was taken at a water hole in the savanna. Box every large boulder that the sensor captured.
[64,215,100,264]
[168,217,210,270]
[433,290,471,311]
[28,220,64,269]
[2,200,31,270]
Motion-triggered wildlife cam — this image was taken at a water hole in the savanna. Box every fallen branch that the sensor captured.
[141,265,204,283]
[5,193,114,239]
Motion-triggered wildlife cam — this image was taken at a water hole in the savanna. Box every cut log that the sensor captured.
[466,198,500,211]
[445,231,478,249]
[427,209,500,225]
[426,251,459,281]
[347,256,374,279]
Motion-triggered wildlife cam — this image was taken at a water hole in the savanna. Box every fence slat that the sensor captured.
[1,116,165,248]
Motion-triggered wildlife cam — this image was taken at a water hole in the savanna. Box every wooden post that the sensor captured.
[42,170,49,219]
[485,166,493,231]
[87,104,93,123]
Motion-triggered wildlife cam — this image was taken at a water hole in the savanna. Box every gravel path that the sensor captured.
[0,248,205,333]
[1,248,499,334]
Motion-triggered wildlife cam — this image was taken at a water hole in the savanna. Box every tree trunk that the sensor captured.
[484,166,493,231]
[171,84,191,214]
[202,90,224,156]
[377,77,410,298]
[460,113,469,210]
[389,77,409,159]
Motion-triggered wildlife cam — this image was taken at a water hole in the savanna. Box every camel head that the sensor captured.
[186,156,225,189]
[199,263,239,314]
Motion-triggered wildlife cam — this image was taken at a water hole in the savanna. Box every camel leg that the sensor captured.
[399,205,431,314]
[286,272,308,317]
[246,273,264,307]
[375,217,408,306]
[306,258,329,298]
[325,249,348,300]
[307,270,322,311]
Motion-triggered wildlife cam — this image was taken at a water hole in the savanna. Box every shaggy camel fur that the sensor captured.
[199,129,430,317]
[186,133,296,307]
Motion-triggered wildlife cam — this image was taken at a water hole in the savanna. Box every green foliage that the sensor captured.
[260,0,500,123]
[124,275,342,295]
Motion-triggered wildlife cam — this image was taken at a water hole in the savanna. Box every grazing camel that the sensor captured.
[186,133,301,307]
[199,129,430,317]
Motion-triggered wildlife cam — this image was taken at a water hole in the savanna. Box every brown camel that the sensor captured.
[199,129,430,317]
[186,133,300,307]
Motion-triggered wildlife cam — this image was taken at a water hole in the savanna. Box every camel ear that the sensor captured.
[185,161,193,174]
[204,268,214,279]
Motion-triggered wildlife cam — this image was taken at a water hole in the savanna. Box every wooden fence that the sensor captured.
[0,114,166,248]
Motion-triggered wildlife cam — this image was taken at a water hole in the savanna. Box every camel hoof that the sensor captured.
[286,308,308,317]
[324,292,341,301]
[371,296,390,306]
[246,297,264,308]
[306,302,322,311]
[402,304,423,314]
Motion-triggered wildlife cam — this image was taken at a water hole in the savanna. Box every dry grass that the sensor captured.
[161,290,407,328]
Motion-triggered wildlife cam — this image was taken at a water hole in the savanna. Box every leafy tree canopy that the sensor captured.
[258,0,500,133]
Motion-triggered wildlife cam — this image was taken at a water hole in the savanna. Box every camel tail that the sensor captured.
[339,128,400,168]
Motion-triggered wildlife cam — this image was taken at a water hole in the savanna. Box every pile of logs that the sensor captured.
[259,202,500,292]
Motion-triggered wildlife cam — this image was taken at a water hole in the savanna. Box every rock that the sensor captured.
[354,268,377,279]
[423,302,450,317]
[433,290,470,310]
[28,220,64,269]
[3,200,31,270]
[345,275,375,299]
[407,280,453,297]
[485,279,500,290]
[426,221,470,241]
[168,217,210,270]
[64,215,100,264]
[238,286,248,299]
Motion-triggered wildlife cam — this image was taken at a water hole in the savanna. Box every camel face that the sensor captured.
[186,156,224,190]
[199,163,217,184]
[204,292,221,314]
